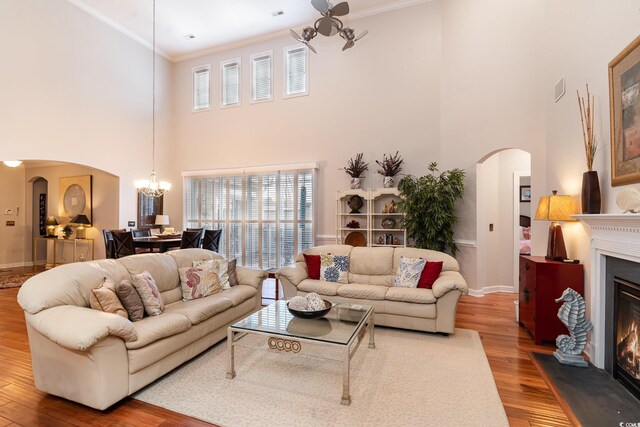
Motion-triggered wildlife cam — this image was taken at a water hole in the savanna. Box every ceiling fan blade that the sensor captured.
[342,40,354,51]
[316,16,334,36]
[311,0,330,13]
[331,2,350,16]
[306,43,318,54]
[290,29,302,41]
[354,29,368,42]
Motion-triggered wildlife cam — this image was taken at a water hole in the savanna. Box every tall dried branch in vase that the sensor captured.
[577,84,597,171]
[375,151,404,177]
[341,153,369,178]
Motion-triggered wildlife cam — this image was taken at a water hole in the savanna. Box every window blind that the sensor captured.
[193,66,210,110]
[222,60,240,106]
[252,53,272,102]
[286,47,307,96]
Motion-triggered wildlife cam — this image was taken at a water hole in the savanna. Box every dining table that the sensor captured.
[133,236,182,253]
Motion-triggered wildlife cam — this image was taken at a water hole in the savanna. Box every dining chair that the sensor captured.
[180,229,203,249]
[111,230,136,258]
[202,229,222,252]
[102,229,116,259]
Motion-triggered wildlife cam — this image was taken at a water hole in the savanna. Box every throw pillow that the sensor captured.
[115,279,144,321]
[417,261,444,289]
[228,259,239,287]
[320,253,349,284]
[393,256,427,288]
[89,278,128,318]
[193,259,230,289]
[179,265,222,301]
[131,271,164,316]
[303,254,321,280]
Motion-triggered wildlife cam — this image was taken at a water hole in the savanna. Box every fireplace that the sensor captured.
[614,278,640,399]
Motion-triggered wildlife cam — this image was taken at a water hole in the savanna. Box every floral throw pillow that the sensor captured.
[179,265,222,301]
[320,253,349,284]
[193,259,230,289]
[131,271,164,316]
[393,256,427,288]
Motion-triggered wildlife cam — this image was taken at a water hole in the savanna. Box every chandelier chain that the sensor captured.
[152,0,156,173]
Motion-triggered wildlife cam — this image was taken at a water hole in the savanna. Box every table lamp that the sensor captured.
[45,216,58,237]
[534,190,578,260]
[155,215,170,233]
[70,214,91,239]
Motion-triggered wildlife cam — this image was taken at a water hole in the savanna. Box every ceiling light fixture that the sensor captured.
[290,0,368,53]
[183,34,195,40]
[3,160,23,168]
[136,0,171,198]
[271,10,284,17]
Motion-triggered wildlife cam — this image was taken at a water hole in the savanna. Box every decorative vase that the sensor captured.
[63,234,71,240]
[581,171,601,214]
[350,177,362,189]
[383,176,394,188]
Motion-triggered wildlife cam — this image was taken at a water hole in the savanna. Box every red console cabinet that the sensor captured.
[518,256,585,345]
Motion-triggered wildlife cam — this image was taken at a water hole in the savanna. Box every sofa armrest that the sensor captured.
[25,306,137,351]
[236,267,267,289]
[276,262,308,287]
[432,270,469,298]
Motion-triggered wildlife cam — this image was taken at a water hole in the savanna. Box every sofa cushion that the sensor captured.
[393,256,426,288]
[295,245,353,263]
[298,279,340,296]
[179,265,222,301]
[320,254,349,284]
[228,259,239,287]
[220,285,257,306]
[417,261,443,289]
[115,279,144,321]
[384,300,437,318]
[164,294,234,325]
[393,247,459,272]
[168,248,224,269]
[337,283,387,300]
[131,271,164,316]
[349,247,394,276]
[385,287,437,304]
[125,312,192,350]
[118,253,179,293]
[303,254,321,280]
[89,278,128,318]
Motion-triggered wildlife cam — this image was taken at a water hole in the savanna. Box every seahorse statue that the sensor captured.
[553,287,592,367]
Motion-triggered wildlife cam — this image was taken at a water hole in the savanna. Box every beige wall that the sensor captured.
[0,166,27,268]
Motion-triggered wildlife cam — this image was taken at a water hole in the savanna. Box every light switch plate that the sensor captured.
[128,221,136,227]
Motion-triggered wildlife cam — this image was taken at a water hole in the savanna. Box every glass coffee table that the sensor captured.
[226,300,375,405]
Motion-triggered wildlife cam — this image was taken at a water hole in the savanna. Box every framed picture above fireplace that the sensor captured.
[609,35,640,186]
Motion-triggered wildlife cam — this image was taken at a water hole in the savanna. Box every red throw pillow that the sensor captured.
[417,261,443,289]
[303,254,321,280]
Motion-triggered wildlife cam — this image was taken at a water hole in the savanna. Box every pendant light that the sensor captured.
[135,0,171,198]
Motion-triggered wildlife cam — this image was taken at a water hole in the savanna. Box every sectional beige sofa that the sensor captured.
[277,245,468,334]
[17,248,266,410]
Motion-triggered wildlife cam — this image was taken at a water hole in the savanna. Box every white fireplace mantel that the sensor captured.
[574,213,640,368]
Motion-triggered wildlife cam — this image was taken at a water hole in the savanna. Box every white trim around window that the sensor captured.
[220,57,241,108]
[284,45,309,99]
[192,64,211,112]
[250,50,273,104]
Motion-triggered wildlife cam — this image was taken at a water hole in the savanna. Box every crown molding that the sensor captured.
[65,0,172,61]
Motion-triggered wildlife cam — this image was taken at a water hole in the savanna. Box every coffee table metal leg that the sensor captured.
[341,348,351,405]
[226,328,236,379]
[368,312,376,349]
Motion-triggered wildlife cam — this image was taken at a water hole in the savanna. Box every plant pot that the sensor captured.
[383,176,394,188]
[581,170,601,214]
[350,177,362,189]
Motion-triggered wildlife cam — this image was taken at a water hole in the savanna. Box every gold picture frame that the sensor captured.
[59,175,93,222]
[609,35,640,186]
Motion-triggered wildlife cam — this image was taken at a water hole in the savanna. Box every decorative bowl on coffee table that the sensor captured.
[287,299,333,319]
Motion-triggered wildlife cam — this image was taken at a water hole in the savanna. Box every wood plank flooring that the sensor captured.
[0,273,570,426]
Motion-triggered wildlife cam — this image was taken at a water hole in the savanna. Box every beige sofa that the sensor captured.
[277,245,468,334]
[17,248,266,410]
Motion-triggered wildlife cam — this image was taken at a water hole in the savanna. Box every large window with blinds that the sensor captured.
[221,58,240,107]
[184,166,315,269]
[284,46,308,97]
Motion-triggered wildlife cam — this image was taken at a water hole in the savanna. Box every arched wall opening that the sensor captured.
[476,148,531,295]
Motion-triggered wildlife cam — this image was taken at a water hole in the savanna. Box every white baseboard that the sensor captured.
[0,261,32,270]
[468,285,515,297]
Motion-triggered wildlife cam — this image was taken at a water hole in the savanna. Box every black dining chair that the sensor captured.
[103,229,116,259]
[111,230,136,258]
[202,229,222,252]
[180,229,203,249]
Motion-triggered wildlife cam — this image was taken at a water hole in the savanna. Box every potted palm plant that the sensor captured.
[398,162,465,256]
[375,151,404,188]
[342,153,369,189]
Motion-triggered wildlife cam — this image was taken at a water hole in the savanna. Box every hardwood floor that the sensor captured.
[0,276,570,426]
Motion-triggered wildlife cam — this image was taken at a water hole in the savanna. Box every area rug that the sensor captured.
[134,327,508,427]
[0,272,38,289]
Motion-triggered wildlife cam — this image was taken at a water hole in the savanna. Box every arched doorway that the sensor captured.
[476,149,531,294]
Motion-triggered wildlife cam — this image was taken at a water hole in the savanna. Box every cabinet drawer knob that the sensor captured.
[525,261,530,271]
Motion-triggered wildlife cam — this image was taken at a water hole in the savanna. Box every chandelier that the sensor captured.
[290,0,368,53]
[135,0,171,198]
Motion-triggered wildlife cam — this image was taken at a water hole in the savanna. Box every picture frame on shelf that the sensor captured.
[609,35,640,186]
[519,185,531,203]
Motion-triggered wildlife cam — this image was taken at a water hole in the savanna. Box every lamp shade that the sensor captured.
[534,191,578,222]
[70,214,91,225]
[45,216,58,227]
[155,215,170,225]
